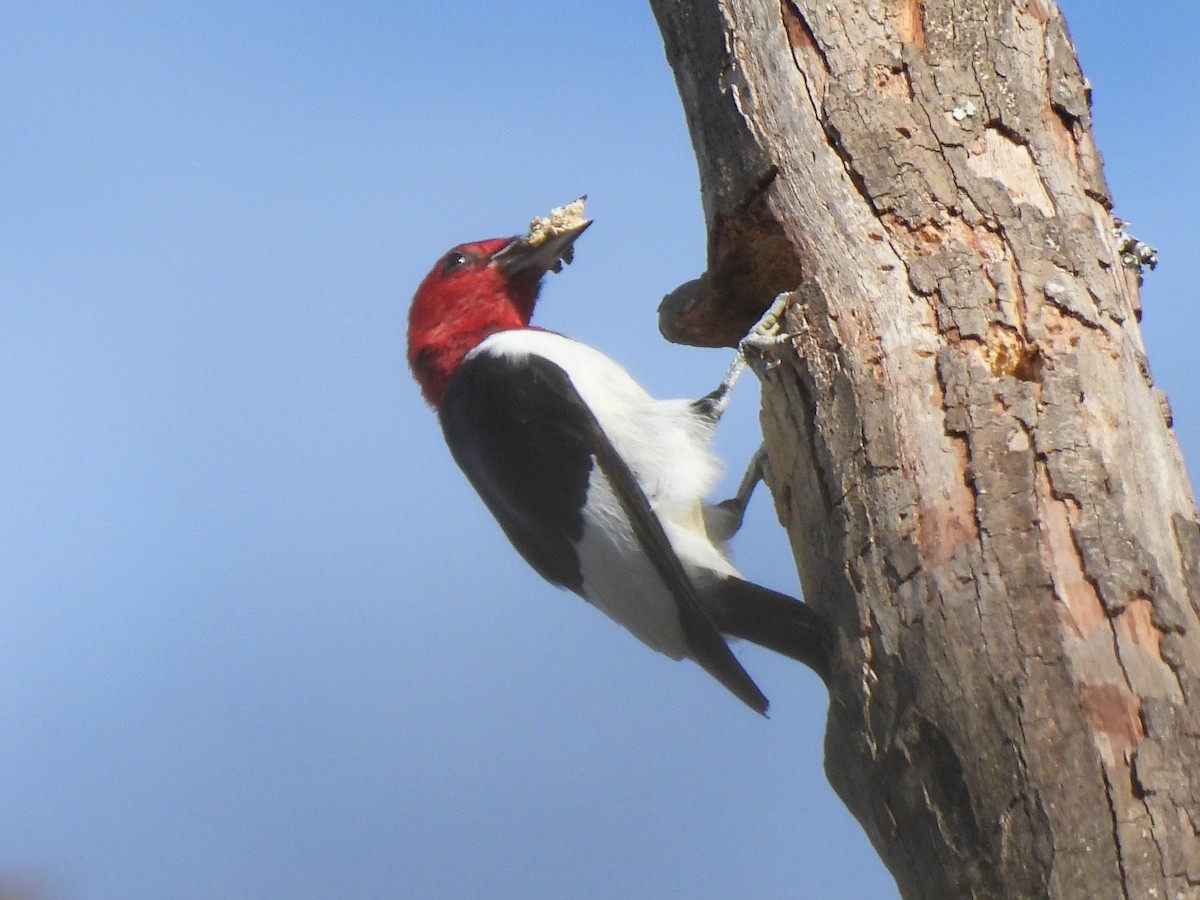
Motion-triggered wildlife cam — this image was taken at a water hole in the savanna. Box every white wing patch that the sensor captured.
[478,330,722,522]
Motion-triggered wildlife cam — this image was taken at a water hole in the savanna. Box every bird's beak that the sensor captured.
[491,219,592,277]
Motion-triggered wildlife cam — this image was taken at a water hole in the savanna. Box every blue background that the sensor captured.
[2,2,1195,898]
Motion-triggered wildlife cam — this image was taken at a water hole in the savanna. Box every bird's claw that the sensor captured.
[738,293,793,375]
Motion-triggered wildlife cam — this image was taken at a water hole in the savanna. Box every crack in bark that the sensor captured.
[1098,762,1133,899]
[779,0,828,121]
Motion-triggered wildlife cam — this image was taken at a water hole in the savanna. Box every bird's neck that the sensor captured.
[408,308,526,407]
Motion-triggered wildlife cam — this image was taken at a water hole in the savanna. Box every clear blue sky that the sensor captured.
[2,2,1195,898]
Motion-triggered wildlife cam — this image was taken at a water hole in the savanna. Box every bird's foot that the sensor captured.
[692,294,795,424]
[738,293,793,376]
[703,445,767,543]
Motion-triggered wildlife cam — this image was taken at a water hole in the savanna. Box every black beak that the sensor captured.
[491,220,592,277]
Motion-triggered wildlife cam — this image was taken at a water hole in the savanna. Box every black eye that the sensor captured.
[442,251,470,274]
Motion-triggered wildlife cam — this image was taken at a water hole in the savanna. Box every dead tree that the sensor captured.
[649,0,1200,896]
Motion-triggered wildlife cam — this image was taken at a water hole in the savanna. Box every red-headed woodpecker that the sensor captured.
[407,201,829,713]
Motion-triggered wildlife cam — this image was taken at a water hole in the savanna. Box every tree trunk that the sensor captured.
[649,0,1200,896]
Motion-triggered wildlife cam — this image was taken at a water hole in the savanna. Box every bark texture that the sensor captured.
[649,1,1200,897]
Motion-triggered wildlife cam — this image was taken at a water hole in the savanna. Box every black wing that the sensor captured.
[440,349,593,591]
[439,348,768,713]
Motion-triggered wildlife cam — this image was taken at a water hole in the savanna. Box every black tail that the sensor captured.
[707,577,831,684]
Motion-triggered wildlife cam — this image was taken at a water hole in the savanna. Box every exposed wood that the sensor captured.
[649,0,1200,896]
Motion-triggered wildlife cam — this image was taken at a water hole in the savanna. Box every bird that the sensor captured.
[406,202,829,713]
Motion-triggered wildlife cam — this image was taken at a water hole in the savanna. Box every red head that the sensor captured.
[407,223,589,407]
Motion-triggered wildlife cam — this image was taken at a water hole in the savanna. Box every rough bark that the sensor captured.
[649,1,1200,897]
